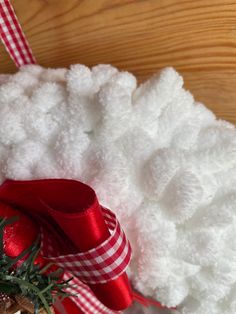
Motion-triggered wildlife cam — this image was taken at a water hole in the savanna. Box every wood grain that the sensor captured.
[1,0,236,123]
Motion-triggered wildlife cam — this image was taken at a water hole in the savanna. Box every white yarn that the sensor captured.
[1,64,236,314]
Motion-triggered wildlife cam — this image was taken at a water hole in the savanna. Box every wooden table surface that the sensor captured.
[1,0,236,124]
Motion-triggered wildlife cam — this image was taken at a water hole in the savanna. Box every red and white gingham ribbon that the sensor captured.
[0,0,36,67]
[40,207,132,313]
[62,273,117,314]
[41,207,131,285]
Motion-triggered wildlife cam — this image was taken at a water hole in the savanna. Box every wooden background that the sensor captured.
[1,0,236,124]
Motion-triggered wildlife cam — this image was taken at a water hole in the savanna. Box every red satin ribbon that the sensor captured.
[53,298,83,314]
[133,291,176,310]
[0,179,133,312]
[0,179,172,314]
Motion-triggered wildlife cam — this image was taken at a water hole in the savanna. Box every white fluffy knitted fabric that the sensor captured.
[1,65,236,314]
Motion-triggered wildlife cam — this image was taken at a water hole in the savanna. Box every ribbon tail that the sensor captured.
[62,272,117,314]
[133,291,177,310]
[0,0,36,67]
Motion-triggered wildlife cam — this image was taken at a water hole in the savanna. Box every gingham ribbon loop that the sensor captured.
[62,273,116,314]
[41,207,132,285]
[0,0,36,67]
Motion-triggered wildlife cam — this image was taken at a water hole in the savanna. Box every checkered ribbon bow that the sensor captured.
[40,207,132,314]
[41,207,131,286]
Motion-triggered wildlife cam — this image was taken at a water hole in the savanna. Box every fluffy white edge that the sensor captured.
[1,64,236,314]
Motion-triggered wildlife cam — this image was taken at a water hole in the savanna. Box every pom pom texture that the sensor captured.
[1,64,236,314]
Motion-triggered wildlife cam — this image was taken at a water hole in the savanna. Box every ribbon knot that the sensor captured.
[42,207,131,286]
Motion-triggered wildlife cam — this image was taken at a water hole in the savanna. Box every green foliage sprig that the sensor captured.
[0,216,73,314]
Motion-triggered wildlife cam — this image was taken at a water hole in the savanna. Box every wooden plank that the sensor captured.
[1,0,236,124]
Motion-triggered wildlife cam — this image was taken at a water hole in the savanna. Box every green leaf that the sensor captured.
[39,262,53,275]
[0,217,73,313]
[5,275,52,314]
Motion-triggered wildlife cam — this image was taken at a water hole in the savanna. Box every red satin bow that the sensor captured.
[0,179,171,313]
[0,179,132,313]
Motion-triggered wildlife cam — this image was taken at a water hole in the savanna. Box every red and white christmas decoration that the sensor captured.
[1,1,236,314]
